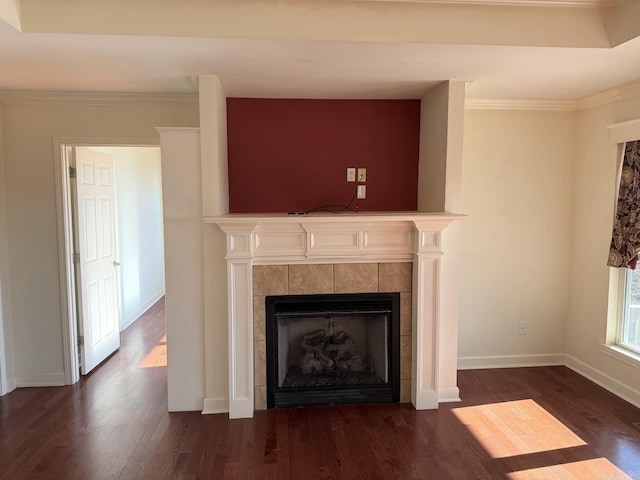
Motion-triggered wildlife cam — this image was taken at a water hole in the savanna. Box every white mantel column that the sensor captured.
[411,218,461,408]
[412,223,444,409]
[412,250,440,409]
[218,223,257,419]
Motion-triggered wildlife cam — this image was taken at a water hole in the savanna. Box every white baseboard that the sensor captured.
[413,388,439,409]
[438,386,461,403]
[15,372,66,387]
[0,375,16,396]
[202,397,229,415]
[565,354,640,410]
[120,290,165,332]
[229,399,254,419]
[458,353,640,409]
[457,353,566,370]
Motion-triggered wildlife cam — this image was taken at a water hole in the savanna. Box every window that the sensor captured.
[620,268,640,354]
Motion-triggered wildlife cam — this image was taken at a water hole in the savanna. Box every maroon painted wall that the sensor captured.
[226,98,420,213]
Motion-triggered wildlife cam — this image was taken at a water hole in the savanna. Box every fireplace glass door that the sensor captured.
[266,293,400,408]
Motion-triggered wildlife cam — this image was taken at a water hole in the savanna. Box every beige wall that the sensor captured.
[3,88,640,410]
[459,109,575,366]
[566,96,640,403]
[0,98,198,385]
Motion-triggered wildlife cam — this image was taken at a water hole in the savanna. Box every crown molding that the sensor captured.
[577,80,640,110]
[465,98,578,111]
[0,91,198,106]
[363,0,616,7]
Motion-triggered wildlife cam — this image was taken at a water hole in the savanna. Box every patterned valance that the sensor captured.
[608,140,640,269]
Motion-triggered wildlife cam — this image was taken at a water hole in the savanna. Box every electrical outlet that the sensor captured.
[518,321,528,335]
[358,168,367,182]
[347,167,356,182]
[357,185,366,199]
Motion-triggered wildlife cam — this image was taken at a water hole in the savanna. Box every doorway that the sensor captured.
[54,138,164,383]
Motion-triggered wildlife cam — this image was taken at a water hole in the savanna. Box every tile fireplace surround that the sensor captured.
[207,212,463,419]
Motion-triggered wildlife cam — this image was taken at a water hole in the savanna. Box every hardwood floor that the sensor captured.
[2,299,640,479]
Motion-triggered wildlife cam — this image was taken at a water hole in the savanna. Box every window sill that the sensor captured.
[599,343,640,371]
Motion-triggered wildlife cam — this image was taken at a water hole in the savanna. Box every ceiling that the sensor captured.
[1,0,640,101]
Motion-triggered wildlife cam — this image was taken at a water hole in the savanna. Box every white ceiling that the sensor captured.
[2,0,640,101]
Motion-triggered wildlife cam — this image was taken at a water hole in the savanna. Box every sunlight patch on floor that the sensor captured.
[452,399,586,459]
[507,457,632,480]
[139,344,167,368]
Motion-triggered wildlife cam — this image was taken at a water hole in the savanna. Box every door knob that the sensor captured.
[113,261,120,267]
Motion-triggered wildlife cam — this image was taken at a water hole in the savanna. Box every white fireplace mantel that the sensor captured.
[206,212,464,419]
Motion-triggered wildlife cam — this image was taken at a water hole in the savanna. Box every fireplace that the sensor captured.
[207,213,463,418]
[266,293,400,408]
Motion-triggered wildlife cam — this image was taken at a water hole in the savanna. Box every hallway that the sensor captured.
[0,298,169,479]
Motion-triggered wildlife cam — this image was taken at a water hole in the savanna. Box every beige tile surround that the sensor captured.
[253,262,413,410]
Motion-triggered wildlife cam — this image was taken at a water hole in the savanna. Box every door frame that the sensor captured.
[54,137,159,384]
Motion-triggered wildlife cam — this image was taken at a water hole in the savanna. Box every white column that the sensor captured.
[411,226,442,409]
[157,127,207,412]
[198,75,229,217]
[199,76,232,414]
[437,222,462,403]
[438,80,465,403]
[218,224,257,419]
[411,218,461,409]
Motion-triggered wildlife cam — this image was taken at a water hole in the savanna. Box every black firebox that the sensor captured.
[265,292,400,408]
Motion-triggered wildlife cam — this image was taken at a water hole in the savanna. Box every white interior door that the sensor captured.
[74,147,120,374]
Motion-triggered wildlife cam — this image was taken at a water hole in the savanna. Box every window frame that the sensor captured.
[604,121,640,366]
[618,267,640,355]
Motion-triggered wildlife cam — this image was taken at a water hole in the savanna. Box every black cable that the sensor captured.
[304,179,360,215]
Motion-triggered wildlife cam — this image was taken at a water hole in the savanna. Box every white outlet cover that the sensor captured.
[357,185,366,199]
[347,168,356,182]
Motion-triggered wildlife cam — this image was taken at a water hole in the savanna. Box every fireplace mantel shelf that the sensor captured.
[206,212,465,265]
[205,211,464,224]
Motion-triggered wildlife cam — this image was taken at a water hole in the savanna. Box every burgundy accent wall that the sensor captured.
[226,98,420,213]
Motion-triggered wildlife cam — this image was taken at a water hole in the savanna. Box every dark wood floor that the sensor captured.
[2,300,640,479]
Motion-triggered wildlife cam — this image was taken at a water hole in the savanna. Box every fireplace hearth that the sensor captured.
[266,292,400,408]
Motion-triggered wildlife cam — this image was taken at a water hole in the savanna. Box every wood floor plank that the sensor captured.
[2,298,640,479]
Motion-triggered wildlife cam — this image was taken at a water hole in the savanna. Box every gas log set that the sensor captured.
[266,293,400,408]
[281,327,384,389]
[300,329,364,374]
